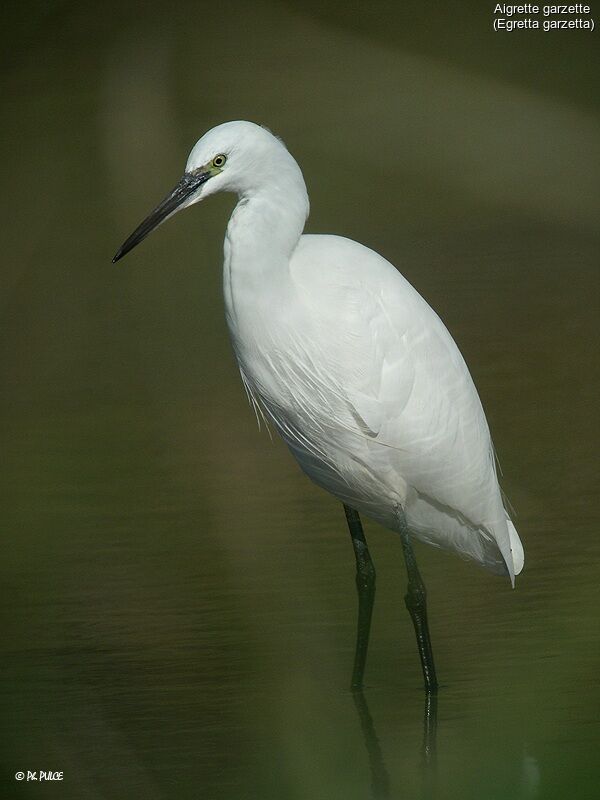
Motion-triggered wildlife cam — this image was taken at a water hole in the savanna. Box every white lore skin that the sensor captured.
[153,120,524,582]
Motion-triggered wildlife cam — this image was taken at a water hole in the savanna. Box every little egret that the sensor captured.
[114,121,524,693]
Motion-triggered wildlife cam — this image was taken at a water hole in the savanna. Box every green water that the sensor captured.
[2,2,599,798]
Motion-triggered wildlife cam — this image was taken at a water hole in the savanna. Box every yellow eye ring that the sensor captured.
[212,154,227,168]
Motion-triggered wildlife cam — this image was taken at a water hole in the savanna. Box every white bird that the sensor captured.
[114,120,524,693]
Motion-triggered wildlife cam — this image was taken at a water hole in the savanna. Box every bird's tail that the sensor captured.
[506,516,524,579]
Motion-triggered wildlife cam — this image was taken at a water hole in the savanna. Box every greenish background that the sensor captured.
[1,1,598,798]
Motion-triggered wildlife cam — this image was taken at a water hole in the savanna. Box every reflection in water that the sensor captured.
[421,692,438,799]
[352,690,391,799]
[351,689,439,800]
[422,692,438,768]
[520,748,541,799]
[348,507,439,798]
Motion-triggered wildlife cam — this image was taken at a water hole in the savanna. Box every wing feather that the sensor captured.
[239,234,523,578]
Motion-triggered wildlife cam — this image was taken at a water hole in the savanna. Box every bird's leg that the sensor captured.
[397,511,438,694]
[344,504,376,691]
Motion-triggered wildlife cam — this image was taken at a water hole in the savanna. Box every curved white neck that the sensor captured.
[223,174,309,335]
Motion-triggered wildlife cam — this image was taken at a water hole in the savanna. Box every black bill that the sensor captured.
[112,170,211,263]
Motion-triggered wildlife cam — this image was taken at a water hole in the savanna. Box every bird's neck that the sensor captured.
[223,178,309,333]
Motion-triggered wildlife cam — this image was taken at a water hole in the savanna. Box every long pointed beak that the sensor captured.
[112,170,210,263]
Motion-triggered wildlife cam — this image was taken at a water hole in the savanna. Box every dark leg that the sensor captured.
[344,504,376,691]
[398,515,438,694]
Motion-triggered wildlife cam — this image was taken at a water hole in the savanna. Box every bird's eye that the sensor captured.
[212,154,227,168]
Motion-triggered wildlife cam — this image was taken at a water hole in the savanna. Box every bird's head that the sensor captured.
[113,120,300,263]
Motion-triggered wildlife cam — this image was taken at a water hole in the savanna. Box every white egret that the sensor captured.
[114,121,524,693]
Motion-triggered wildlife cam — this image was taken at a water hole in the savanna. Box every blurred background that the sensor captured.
[1,1,598,798]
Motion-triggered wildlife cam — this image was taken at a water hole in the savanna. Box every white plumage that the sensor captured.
[116,120,524,585]
[204,122,524,584]
[233,231,522,582]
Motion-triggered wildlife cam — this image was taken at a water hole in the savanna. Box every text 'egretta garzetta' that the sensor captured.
[114,120,524,694]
